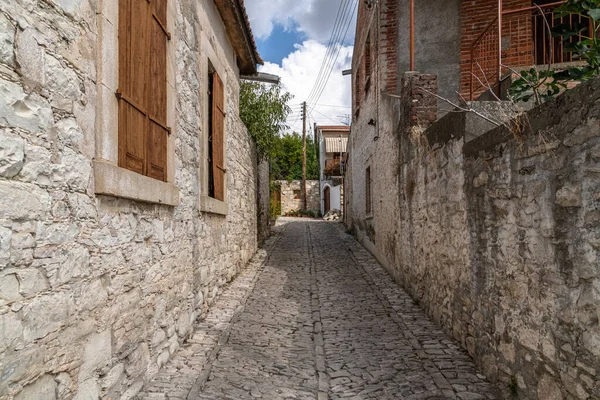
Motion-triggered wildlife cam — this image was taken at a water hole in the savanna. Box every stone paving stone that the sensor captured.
[138,220,502,400]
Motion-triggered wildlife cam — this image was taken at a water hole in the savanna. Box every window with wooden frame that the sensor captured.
[208,67,226,201]
[117,0,170,182]
[365,166,371,214]
[364,32,371,92]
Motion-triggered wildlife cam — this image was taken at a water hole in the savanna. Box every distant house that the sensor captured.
[316,125,350,215]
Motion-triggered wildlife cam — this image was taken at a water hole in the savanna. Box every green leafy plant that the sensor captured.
[269,199,281,218]
[283,209,321,218]
[239,81,292,159]
[508,68,567,103]
[509,0,600,103]
[552,0,600,77]
[270,133,320,181]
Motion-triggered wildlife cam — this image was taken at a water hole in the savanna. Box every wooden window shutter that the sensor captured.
[211,72,226,201]
[146,0,169,181]
[118,0,169,182]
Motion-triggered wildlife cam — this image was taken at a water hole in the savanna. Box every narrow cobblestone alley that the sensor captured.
[140,220,500,400]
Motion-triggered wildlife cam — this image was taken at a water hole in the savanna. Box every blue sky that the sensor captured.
[256,24,307,65]
[245,0,356,131]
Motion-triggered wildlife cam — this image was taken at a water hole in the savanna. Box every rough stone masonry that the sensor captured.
[346,71,600,398]
[0,0,268,398]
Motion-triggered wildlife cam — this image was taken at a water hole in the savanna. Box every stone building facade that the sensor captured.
[277,180,320,215]
[0,0,269,399]
[346,67,600,397]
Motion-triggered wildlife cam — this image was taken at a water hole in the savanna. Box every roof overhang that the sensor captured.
[241,72,280,84]
[213,0,263,75]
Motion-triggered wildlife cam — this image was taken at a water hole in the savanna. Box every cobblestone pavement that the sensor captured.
[139,220,501,400]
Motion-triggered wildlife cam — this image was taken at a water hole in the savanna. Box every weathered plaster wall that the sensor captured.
[0,0,263,398]
[346,73,600,398]
[277,180,320,214]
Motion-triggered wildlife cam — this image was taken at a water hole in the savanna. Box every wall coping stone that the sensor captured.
[463,77,600,158]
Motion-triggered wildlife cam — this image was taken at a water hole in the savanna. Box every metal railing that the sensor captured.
[467,1,595,100]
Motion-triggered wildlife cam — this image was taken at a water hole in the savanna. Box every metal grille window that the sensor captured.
[118,0,170,182]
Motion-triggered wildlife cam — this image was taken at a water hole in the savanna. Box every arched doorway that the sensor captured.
[324,186,331,213]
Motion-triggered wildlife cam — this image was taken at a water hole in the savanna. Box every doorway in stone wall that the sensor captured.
[324,186,331,213]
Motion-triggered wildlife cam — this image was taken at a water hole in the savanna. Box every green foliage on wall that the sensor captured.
[271,132,320,181]
[239,81,292,159]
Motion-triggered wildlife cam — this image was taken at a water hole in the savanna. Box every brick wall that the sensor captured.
[352,0,399,123]
[379,0,399,94]
[459,0,533,98]
[401,73,438,127]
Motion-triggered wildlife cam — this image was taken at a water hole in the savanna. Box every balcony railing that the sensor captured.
[468,0,593,100]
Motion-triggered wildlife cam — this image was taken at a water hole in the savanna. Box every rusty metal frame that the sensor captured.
[468,0,571,100]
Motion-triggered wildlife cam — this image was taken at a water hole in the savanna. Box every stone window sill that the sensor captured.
[94,160,179,206]
[199,195,228,216]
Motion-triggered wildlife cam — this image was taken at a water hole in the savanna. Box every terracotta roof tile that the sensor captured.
[237,0,264,65]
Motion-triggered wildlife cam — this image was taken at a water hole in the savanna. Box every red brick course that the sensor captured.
[459,0,534,98]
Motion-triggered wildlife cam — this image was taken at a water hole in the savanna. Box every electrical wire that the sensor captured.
[304,0,355,107]
[304,0,352,105]
[307,0,358,114]
[310,109,346,125]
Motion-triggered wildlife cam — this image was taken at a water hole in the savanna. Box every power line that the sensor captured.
[305,0,354,107]
[310,109,346,126]
[305,5,354,110]
[307,0,357,114]
[304,0,351,105]
[315,103,352,108]
[306,0,356,109]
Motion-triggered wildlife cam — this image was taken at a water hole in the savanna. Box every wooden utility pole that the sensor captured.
[302,101,307,211]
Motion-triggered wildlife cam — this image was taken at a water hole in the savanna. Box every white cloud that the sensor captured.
[246,0,356,43]
[259,40,353,132]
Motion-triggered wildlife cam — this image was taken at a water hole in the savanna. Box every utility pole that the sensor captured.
[302,101,307,211]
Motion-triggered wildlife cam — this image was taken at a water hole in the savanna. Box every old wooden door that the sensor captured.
[324,186,331,213]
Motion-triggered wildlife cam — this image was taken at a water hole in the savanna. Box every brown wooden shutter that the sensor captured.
[211,72,225,201]
[146,0,169,181]
[118,0,169,182]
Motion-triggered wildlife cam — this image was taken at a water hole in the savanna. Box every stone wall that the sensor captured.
[0,0,264,398]
[346,73,600,398]
[277,180,320,214]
